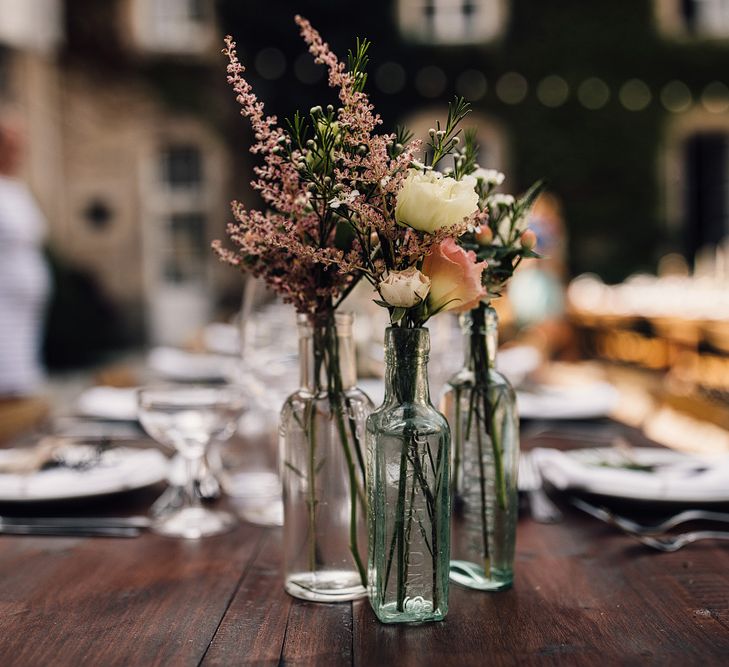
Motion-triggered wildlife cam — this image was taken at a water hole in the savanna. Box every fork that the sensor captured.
[571,498,729,536]
[519,451,563,524]
[629,530,729,552]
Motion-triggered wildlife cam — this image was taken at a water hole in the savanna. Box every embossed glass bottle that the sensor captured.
[367,327,451,623]
[444,303,519,591]
[280,312,372,601]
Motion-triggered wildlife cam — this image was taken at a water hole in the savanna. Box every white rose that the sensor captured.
[378,266,431,308]
[473,168,505,186]
[395,169,479,233]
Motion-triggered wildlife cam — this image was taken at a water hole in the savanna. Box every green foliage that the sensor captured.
[428,96,471,169]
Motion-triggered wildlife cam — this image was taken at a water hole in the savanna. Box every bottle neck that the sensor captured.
[462,302,498,372]
[298,312,357,393]
[383,327,431,405]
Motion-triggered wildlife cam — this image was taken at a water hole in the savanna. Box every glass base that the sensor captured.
[449,560,513,591]
[371,599,447,624]
[285,571,367,602]
[152,506,237,539]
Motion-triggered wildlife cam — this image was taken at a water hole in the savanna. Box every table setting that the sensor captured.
[3,10,729,667]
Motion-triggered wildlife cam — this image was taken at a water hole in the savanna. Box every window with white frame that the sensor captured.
[397,0,507,45]
[0,0,63,53]
[691,0,729,35]
[656,0,729,37]
[131,0,214,54]
[157,144,208,285]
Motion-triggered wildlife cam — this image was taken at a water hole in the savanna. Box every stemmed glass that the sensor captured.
[137,384,246,538]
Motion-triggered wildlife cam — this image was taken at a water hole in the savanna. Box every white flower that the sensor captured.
[378,266,431,308]
[410,159,433,171]
[493,215,513,245]
[328,189,360,209]
[395,169,479,234]
[473,168,505,186]
[489,193,515,208]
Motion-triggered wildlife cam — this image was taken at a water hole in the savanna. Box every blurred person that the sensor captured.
[503,192,575,360]
[0,108,51,439]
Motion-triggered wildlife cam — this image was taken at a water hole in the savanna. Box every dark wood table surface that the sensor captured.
[2,420,729,666]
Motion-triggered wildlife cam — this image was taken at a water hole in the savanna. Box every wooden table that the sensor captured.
[2,422,729,666]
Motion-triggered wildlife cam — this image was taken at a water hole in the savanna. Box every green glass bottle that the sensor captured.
[367,326,451,623]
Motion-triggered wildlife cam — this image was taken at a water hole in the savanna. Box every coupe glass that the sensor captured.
[138,384,246,538]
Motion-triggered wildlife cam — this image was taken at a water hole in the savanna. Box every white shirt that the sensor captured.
[0,176,50,395]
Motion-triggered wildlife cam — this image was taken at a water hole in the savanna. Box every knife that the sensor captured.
[0,521,141,537]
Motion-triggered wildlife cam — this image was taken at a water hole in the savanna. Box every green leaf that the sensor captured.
[391,307,407,323]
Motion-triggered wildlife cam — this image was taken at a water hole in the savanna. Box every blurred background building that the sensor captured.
[2,0,729,379]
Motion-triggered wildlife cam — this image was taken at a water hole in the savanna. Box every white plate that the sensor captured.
[0,446,169,502]
[536,446,729,503]
[517,382,619,420]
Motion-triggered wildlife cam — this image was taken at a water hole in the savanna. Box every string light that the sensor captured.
[414,65,447,98]
[375,62,407,95]
[619,79,652,111]
[495,72,528,105]
[255,49,723,115]
[577,77,610,110]
[254,47,286,81]
[536,75,569,108]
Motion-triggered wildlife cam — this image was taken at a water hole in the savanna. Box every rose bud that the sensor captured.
[379,266,431,308]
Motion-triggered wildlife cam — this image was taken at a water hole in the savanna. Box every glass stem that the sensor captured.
[184,454,204,510]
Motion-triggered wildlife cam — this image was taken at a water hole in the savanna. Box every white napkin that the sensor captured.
[517,382,619,420]
[76,386,139,421]
[534,446,729,502]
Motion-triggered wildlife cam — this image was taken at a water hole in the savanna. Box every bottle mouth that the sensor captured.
[384,326,430,363]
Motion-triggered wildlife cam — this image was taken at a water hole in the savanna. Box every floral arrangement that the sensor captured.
[214,13,540,613]
[213,16,493,597]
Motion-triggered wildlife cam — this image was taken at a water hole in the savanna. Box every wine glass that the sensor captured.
[137,384,246,538]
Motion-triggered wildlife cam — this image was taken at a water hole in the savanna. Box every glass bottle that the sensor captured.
[280,312,372,601]
[367,327,451,623]
[444,303,519,591]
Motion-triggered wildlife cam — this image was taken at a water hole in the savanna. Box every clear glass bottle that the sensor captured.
[280,312,372,602]
[444,303,519,591]
[367,327,451,623]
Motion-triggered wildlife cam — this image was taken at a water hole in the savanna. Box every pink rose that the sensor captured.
[422,238,488,314]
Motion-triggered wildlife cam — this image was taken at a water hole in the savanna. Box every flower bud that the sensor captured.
[520,228,537,250]
[475,225,494,245]
[379,267,431,308]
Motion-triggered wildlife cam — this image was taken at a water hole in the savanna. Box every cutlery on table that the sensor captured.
[571,498,729,551]
[519,451,563,524]
[629,530,729,552]
[0,520,141,538]
[0,515,151,529]
[571,498,729,536]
